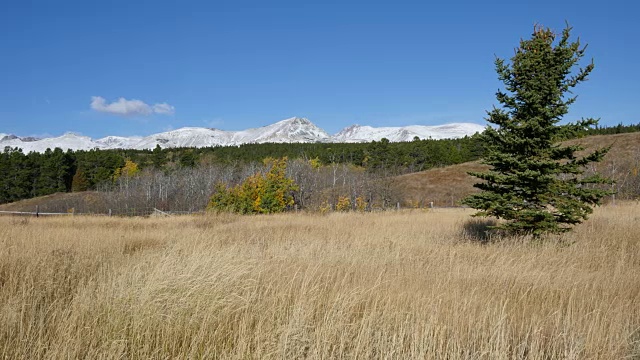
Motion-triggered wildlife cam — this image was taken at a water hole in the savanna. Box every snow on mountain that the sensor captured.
[231,117,331,144]
[131,117,331,149]
[0,133,99,153]
[132,127,232,150]
[95,136,143,149]
[0,118,485,153]
[333,123,485,142]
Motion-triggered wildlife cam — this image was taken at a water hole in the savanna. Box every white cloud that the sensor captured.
[152,102,175,115]
[91,96,175,116]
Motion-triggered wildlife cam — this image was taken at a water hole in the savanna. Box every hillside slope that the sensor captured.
[394,132,640,206]
[0,192,108,214]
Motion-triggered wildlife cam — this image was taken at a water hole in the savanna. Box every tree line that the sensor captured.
[584,122,640,136]
[1,121,638,207]
[0,135,485,205]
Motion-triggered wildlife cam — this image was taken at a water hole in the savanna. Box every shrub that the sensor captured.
[355,196,367,212]
[335,196,351,212]
[207,158,298,214]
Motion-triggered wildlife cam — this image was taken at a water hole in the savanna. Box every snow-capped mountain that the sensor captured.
[0,133,99,153]
[95,136,143,149]
[1,117,484,153]
[130,117,332,150]
[131,128,231,150]
[230,117,331,144]
[333,123,486,142]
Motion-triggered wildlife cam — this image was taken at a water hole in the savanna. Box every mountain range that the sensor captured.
[1,117,485,153]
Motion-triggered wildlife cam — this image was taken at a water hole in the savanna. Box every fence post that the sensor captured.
[397,202,400,211]
[108,209,112,217]
[35,205,39,218]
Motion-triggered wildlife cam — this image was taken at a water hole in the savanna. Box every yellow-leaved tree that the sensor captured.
[112,160,140,182]
[208,157,298,214]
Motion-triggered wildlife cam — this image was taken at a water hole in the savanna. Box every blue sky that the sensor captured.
[1,0,638,138]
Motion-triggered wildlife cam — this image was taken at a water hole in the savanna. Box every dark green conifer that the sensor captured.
[463,24,612,235]
[151,144,167,169]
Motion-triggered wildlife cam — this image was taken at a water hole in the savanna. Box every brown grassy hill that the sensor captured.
[394,162,487,207]
[566,132,640,159]
[394,132,640,207]
[0,192,109,214]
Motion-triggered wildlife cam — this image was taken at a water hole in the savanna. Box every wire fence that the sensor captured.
[0,202,467,218]
[0,207,205,218]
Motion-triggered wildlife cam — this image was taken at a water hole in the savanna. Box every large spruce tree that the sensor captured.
[462,24,612,235]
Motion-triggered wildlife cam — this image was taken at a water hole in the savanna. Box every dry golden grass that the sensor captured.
[1,204,640,359]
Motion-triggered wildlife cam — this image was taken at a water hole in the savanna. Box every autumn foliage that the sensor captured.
[207,157,298,214]
[112,160,140,181]
[335,196,351,212]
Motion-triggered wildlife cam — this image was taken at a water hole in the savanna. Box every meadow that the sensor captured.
[1,204,639,359]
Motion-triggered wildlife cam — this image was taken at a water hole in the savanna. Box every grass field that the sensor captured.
[1,204,639,359]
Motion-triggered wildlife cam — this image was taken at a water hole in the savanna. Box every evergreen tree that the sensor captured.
[35,148,74,196]
[75,149,124,188]
[71,169,90,192]
[0,147,13,203]
[151,144,167,169]
[1,148,31,203]
[179,150,198,168]
[462,24,612,236]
